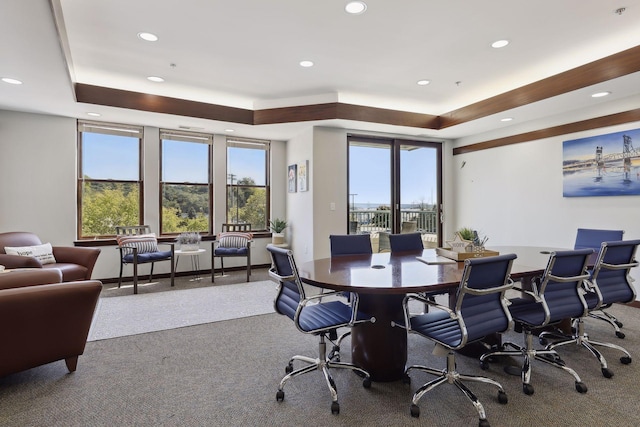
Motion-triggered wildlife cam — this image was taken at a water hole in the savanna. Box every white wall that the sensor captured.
[452,121,640,295]
[0,110,284,280]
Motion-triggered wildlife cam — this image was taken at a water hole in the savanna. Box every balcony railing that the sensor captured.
[349,209,438,234]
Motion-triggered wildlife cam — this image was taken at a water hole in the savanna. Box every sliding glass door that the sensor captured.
[348,135,442,251]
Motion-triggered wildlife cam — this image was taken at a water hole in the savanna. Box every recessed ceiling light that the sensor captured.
[147,76,164,82]
[1,77,23,85]
[299,60,314,68]
[345,1,367,14]
[500,117,513,122]
[591,91,611,98]
[417,80,430,86]
[138,32,158,42]
[225,129,235,133]
[87,112,101,117]
[491,40,509,48]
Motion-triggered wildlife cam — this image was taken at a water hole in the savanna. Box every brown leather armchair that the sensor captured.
[0,232,101,281]
[0,268,102,377]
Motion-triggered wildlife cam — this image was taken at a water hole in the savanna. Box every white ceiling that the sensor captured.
[2,0,640,142]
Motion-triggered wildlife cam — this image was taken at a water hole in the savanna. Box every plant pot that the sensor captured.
[180,243,200,252]
[272,233,285,245]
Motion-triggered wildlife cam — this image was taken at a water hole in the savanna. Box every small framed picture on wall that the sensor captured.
[288,164,297,193]
[298,160,309,192]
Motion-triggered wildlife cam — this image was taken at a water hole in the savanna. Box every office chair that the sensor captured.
[396,254,517,427]
[329,234,373,256]
[574,228,626,338]
[328,234,373,359]
[539,239,639,378]
[389,232,423,253]
[115,225,175,294]
[211,224,252,282]
[480,249,592,396]
[266,244,373,414]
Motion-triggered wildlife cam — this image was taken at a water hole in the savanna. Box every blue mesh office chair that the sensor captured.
[267,245,373,415]
[397,254,517,427]
[480,249,592,396]
[539,239,639,378]
[574,228,626,337]
[389,232,424,252]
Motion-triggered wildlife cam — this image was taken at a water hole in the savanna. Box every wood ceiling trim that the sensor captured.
[453,108,640,155]
[253,103,340,124]
[441,45,640,129]
[74,84,254,124]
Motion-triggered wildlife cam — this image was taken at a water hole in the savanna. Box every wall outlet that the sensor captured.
[330,202,336,211]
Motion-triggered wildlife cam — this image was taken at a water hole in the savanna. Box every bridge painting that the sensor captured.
[563,127,640,197]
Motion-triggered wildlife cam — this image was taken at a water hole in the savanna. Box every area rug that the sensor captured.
[88,280,277,341]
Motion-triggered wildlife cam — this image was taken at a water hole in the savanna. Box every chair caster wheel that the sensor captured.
[285,363,293,374]
[620,356,632,364]
[276,390,284,401]
[362,377,372,388]
[331,401,340,415]
[523,383,535,395]
[479,419,491,427]
[575,381,588,393]
[497,390,508,404]
[539,337,548,346]
[615,320,624,327]
[480,360,489,370]
[602,368,614,378]
[410,404,420,418]
[402,373,411,385]
[616,331,626,339]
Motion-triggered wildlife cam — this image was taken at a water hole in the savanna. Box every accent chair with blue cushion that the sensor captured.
[479,249,592,396]
[211,223,252,283]
[539,239,639,378]
[116,225,175,294]
[267,244,373,415]
[397,254,517,427]
[574,228,626,338]
[389,232,423,253]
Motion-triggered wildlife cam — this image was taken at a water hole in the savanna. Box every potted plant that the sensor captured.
[176,232,202,252]
[269,218,287,245]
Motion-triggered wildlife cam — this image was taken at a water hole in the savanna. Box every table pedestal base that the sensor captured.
[351,294,406,382]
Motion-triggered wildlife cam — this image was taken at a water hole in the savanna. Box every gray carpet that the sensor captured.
[1,295,639,426]
[88,280,277,341]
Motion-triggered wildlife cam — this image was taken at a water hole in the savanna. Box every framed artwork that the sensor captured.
[287,164,297,193]
[298,160,309,192]
[563,128,640,197]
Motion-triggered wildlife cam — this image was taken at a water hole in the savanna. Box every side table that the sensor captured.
[175,248,206,281]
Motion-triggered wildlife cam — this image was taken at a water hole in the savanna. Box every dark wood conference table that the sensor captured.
[298,246,565,382]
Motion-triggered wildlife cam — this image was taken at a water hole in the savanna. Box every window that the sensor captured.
[77,121,143,239]
[160,130,212,234]
[226,138,269,230]
[348,135,442,248]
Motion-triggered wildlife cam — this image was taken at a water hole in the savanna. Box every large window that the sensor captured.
[77,121,143,239]
[348,135,442,250]
[226,138,269,230]
[160,130,212,234]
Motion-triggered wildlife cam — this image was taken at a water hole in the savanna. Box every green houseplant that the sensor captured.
[269,218,287,245]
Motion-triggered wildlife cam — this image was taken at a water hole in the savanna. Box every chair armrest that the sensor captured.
[52,246,101,269]
[511,286,542,302]
[392,293,456,331]
[0,253,43,269]
[0,268,63,291]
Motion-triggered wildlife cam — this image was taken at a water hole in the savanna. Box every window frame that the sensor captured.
[77,121,144,240]
[226,137,270,231]
[159,130,213,236]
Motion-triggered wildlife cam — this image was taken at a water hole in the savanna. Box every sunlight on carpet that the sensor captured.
[88,280,277,341]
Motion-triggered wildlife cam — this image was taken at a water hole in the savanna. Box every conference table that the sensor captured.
[298,246,566,382]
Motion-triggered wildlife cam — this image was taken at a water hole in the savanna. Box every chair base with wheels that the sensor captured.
[539,316,631,379]
[406,347,507,427]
